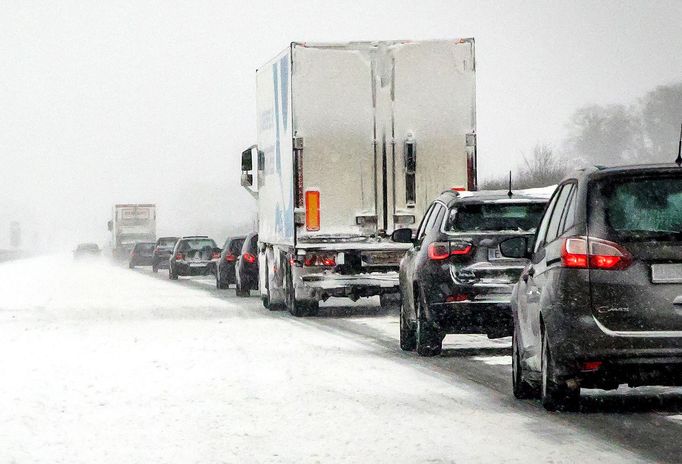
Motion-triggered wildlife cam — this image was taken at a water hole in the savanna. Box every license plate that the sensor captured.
[651,264,682,283]
[189,263,206,267]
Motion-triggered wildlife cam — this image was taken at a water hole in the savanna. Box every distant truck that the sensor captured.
[240,39,477,316]
[107,204,156,260]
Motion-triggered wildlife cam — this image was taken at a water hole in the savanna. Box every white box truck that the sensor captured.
[240,39,476,316]
[107,204,157,260]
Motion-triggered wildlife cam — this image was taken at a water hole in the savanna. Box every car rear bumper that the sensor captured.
[430,300,513,336]
[176,262,215,276]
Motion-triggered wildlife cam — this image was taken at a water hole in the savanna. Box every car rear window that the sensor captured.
[179,239,216,251]
[447,202,547,232]
[230,239,245,253]
[593,176,682,241]
[158,238,177,247]
[136,243,155,252]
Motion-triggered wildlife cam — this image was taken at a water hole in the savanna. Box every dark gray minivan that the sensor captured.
[504,165,682,411]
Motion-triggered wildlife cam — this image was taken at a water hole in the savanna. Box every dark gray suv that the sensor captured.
[504,165,682,411]
[394,188,550,356]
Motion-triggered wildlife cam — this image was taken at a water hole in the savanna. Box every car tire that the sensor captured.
[129,263,134,269]
[235,279,250,297]
[512,329,538,399]
[216,271,229,289]
[415,293,442,357]
[399,299,416,351]
[152,264,158,273]
[169,266,178,280]
[541,329,579,411]
[380,293,401,310]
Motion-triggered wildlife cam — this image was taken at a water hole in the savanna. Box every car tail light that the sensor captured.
[580,361,602,372]
[561,236,632,270]
[446,293,469,302]
[305,190,320,231]
[225,253,235,263]
[211,251,220,259]
[175,253,184,261]
[303,253,336,267]
[428,241,473,261]
[243,252,256,264]
[154,247,160,254]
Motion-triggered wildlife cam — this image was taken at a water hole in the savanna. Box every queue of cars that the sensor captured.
[106,163,682,412]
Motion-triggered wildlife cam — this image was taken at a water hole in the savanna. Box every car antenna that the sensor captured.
[676,123,682,167]
[507,171,513,198]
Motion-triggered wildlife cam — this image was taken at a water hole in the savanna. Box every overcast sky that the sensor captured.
[1,0,681,248]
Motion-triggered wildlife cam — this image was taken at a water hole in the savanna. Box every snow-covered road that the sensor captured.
[1,255,681,463]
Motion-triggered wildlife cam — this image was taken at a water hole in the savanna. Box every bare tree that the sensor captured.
[480,143,566,190]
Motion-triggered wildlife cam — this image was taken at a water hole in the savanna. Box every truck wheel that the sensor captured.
[399,299,416,351]
[415,293,442,357]
[541,329,579,411]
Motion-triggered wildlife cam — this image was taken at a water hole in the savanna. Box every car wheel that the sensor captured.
[152,264,158,273]
[415,292,442,357]
[169,266,178,280]
[129,263,134,269]
[399,298,416,351]
[512,329,538,399]
[216,271,228,289]
[235,279,250,297]
[380,293,401,310]
[541,328,579,411]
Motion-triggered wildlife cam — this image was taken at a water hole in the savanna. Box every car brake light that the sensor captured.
[321,256,336,267]
[446,293,469,302]
[580,361,602,372]
[561,236,632,270]
[305,190,320,231]
[428,241,473,260]
[243,252,256,264]
[211,251,220,259]
[225,253,235,263]
[175,253,184,261]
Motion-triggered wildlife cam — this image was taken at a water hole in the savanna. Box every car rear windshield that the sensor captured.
[158,238,177,247]
[230,239,245,253]
[447,202,547,232]
[592,176,682,241]
[136,243,155,252]
[178,239,216,251]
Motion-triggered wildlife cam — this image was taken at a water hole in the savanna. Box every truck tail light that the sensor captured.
[303,253,336,267]
[305,190,320,231]
[428,241,473,261]
[561,236,632,270]
[242,252,256,264]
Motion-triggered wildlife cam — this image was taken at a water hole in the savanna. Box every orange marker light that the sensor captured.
[305,190,320,231]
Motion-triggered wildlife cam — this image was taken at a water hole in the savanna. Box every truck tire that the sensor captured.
[284,264,317,316]
[415,293,442,357]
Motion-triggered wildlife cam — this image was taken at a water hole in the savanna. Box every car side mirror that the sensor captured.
[391,228,413,243]
[499,237,531,259]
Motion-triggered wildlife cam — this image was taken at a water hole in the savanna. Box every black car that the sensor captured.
[168,236,220,280]
[74,243,101,259]
[235,232,258,297]
[216,235,246,289]
[503,165,682,411]
[152,236,179,272]
[394,189,550,356]
[129,241,156,268]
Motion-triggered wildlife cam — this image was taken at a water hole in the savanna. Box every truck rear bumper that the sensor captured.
[296,271,400,300]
